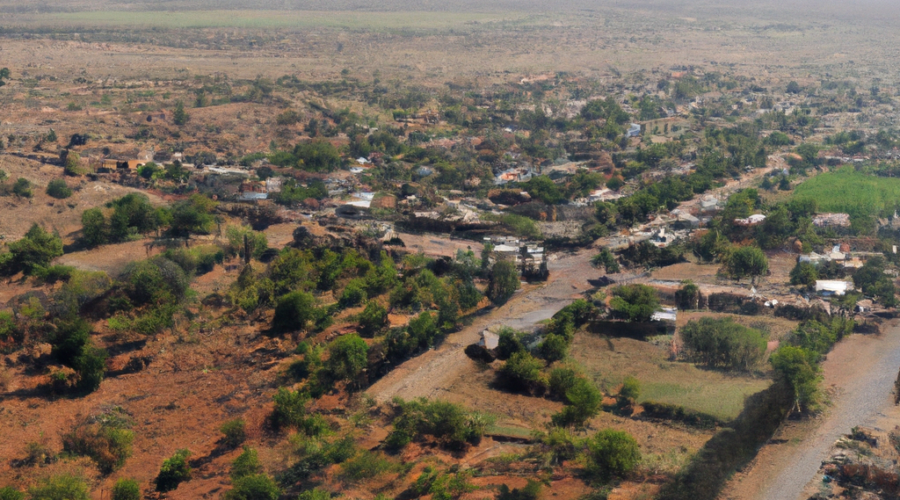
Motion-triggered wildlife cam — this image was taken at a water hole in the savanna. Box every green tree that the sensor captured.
[585,429,641,481]
[617,376,641,409]
[488,260,520,305]
[609,284,659,322]
[4,224,64,276]
[522,175,565,204]
[500,351,546,393]
[790,261,819,290]
[770,346,821,413]
[46,179,72,199]
[272,291,316,332]
[230,446,262,479]
[173,100,189,126]
[680,316,767,371]
[786,81,801,94]
[726,246,769,282]
[169,194,216,237]
[324,333,368,383]
[537,334,569,363]
[551,377,602,427]
[0,68,9,87]
[224,475,280,500]
[358,301,388,337]
[12,178,32,198]
[155,449,192,492]
[111,479,140,500]
[220,418,246,448]
[0,487,23,500]
[28,474,90,500]
[64,151,89,176]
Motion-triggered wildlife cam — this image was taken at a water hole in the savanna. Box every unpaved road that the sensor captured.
[722,324,900,500]
[368,248,597,402]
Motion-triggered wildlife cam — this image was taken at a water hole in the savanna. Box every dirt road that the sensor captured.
[367,248,596,402]
[721,324,900,500]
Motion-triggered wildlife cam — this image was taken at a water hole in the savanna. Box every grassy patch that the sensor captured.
[793,166,900,218]
[572,334,771,421]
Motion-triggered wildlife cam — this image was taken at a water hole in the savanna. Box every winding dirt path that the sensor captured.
[721,323,900,500]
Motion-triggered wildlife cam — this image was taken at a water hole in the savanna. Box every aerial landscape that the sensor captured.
[3,0,900,499]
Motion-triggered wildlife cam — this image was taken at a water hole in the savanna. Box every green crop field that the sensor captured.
[38,10,540,31]
[793,167,900,218]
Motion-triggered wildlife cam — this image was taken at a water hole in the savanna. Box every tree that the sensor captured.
[786,81,801,94]
[273,291,316,332]
[111,479,140,500]
[12,178,32,198]
[500,351,546,393]
[324,333,368,382]
[488,260,520,305]
[0,68,9,87]
[680,317,767,371]
[358,300,388,337]
[173,100,189,126]
[522,175,565,204]
[169,194,216,237]
[46,179,72,199]
[538,334,568,363]
[64,151,89,176]
[225,475,280,500]
[585,429,641,481]
[770,346,821,413]
[609,284,659,322]
[617,376,641,409]
[551,377,602,427]
[155,449,192,492]
[0,487,23,500]
[726,246,769,282]
[790,261,818,290]
[4,224,64,276]
[220,418,246,449]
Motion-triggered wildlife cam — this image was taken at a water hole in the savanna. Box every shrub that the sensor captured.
[155,449,191,492]
[231,447,262,480]
[62,417,133,472]
[338,279,367,308]
[80,208,108,247]
[63,151,89,176]
[270,388,324,434]
[225,474,280,500]
[497,480,542,500]
[111,478,140,500]
[551,378,602,428]
[273,291,316,332]
[339,450,394,483]
[122,258,190,306]
[28,475,90,500]
[609,284,659,322]
[12,178,32,198]
[548,367,580,399]
[495,327,526,360]
[617,376,641,409]
[296,488,332,500]
[537,333,568,363]
[680,317,767,371]
[3,224,63,276]
[323,334,368,384]
[220,418,247,448]
[499,352,546,393]
[585,429,641,481]
[0,487,23,500]
[46,179,73,199]
[387,398,487,451]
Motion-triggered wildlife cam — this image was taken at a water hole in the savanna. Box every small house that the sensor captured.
[626,123,642,138]
[815,280,854,297]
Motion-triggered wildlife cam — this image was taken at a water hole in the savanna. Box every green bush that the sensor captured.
[585,429,641,481]
[296,488,332,500]
[339,450,394,483]
[0,487,24,500]
[387,398,487,451]
[231,446,262,480]
[357,301,388,337]
[551,378,602,428]
[488,260,520,305]
[497,480,542,500]
[270,388,326,435]
[323,334,368,383]
[495,327,526,360]
[548,367,580,399]
[12,178,32,198]
[220,418,246,448]
[537,333,568,363]
[155,449,192,492]
[46,179,73,199]
[338,279,367,308]
[272,291,317,332]
[609,284,660,323]
[111,478,140,500]
[224,474,280,500]
[2,224,63,276]
[28,474,90,500]
[122,257,190,306]
[499,351,546,393]
[680,317,767,371]
[617,376,641,409]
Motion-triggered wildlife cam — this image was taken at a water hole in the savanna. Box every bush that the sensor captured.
[220,418,247,448]
[617,376,641,409]
[0,487,23,500]
[64,151,89,176]
[12,178,32,198]
[28,475,90,500]
[231,446,262,479]
[296,488,332,500]
[323,334,368,384]
[111,478,141,500]
[155,449,192,492]
[46,179,73,199]
[549,367,580,399]
[537,333,568,363]
[270,388,325,435]
[62,416,133,472]
[680,317,767,371]
[500,352,546,393]
[339,450,394,483]
[3,224,63,276]
[495,327,526,360]
[338,278,367,308]
[585,429,641,481]
[551,378,602,428]
[225,475,280,500]
[387,398,487,451]
[122,258,190,306]
[273,291,317,332]
[497,481,542,500]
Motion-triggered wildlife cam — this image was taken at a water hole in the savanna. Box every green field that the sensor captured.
[39,10,538,31]
[572,334,771,421]
[793,167,900,217]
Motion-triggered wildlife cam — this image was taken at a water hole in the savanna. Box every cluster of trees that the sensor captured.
[680,317,767,371]
[268,140,342,173]
[386,398,489,450]
[81,193,216,248]
[0,224,63,277]
[530,427,641,484]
